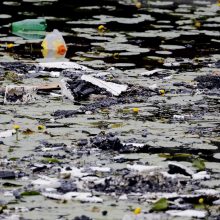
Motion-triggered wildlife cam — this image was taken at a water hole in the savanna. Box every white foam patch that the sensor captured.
[193,171,210,180]
[166,210,207,218]
[195,189,220,195]
[90,167,111,172]
[122,142,145,148]
[127,164,161,173]
[119,194,128,200]
[160,171,191,179]
[42,192,103,203]
[32,175,61,189]
[60,166,88,178]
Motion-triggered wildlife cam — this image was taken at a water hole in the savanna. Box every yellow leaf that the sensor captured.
[41,40,46,49]
[134,207,141,215]
[194,21,201,28]
[37,125,45,131]
[13,124,20,130]
[136,1,142,8]
[199,198,204,204]
[98,25,106,32]
[159,89,165,96]
[7,43,14,48]
[132,108,139,113]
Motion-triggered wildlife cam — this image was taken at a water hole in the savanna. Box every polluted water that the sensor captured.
[0,0,220,219]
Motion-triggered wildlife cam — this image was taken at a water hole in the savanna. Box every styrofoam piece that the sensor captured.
[38,61,90,70]
[50,71,60,78]
[0,129,16,138]
[140,69,166,76]
[60,78,75,101]
[81,75,128,96]
[193,171,210,180]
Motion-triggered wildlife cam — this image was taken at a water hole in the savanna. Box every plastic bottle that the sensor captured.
[12,18,47,32]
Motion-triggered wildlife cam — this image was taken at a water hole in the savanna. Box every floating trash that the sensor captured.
[11,18,47,39]
[0,129,16,138]
[41,29,67,58]
[3,85,37,104]
[166,210,207,218]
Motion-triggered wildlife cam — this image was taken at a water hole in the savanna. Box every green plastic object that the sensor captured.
[12,18,47,32]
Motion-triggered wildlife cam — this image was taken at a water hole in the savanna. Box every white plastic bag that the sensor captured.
[41,29,67,58]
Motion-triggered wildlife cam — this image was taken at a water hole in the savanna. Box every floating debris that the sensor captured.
[0,129,16,138]
[0,0,220,219]
[38,61,90,70]
[81,75,128,96]
[140,69,166,76]
[166,210,207,218]
[42,192,103,203]
[3,85,37,104]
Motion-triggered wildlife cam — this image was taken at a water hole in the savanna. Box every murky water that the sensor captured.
[0,0,220,220]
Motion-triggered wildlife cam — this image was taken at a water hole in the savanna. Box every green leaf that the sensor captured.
[192,158,206,171]
[21,191,40,196]
[194,204,206,210]
[41,157,61,164]
[111,123,124,128]
[159,153,192,159]
[151,198,168,211]
[9,157,19,161]
[8,147,14,153]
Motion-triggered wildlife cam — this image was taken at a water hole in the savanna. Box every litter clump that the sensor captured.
[90,132,123,151]
[81,75,128,96]
[54,83,154,118]
[61,74,128,101]
[61,77,104,101]
[0,171,16,179]
[0,171,26,179]
[4,85,37,104]
[195,74,220,90]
